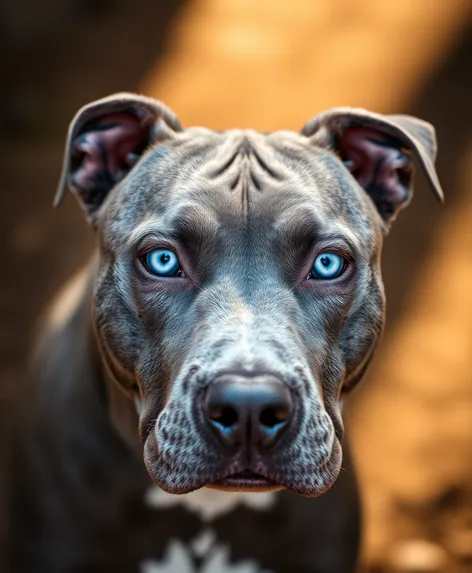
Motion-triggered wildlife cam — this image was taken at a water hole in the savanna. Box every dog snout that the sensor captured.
[204,374,293,449]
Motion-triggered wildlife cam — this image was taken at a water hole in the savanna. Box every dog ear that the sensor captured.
[301,108,444,227]
[54,92,182,224]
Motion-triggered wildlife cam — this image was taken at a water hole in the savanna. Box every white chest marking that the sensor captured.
[190,529,217,558]
[141,529,272,573]
[145,486,276,522]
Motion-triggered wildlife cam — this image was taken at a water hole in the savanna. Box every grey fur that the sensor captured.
[54,93,442,497]
[10,93,443,573]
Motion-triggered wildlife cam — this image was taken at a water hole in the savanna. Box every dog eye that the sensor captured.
[309,252,347,280]
[143,248,185,277]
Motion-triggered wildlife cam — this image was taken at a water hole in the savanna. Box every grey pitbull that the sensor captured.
[11,93,443,573]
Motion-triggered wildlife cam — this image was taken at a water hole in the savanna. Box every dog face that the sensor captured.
[56,93,443,496]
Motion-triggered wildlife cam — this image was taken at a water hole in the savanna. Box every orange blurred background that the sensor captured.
[1,1,472,571]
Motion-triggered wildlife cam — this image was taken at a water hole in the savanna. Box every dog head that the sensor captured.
[56,93,443,496]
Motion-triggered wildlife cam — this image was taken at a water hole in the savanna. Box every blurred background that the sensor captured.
[1,0,472,571]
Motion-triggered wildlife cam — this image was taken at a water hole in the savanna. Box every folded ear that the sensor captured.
[301,108,444,228]
[54,92,182,224]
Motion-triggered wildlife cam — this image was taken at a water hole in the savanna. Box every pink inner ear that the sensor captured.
[70,113,147,192]
[339,127,412,205]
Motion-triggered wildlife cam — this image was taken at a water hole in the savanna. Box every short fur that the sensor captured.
[10,93,443,573]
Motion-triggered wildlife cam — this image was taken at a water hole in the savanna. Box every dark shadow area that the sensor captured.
[0,0,186,565]
[380,23,472,330]
[0,0,186,139]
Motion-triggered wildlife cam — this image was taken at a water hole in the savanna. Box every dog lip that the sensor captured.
[207,470,280,492]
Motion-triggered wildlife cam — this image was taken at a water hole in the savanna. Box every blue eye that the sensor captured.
[143,248,183,277]
[310,252,347,280]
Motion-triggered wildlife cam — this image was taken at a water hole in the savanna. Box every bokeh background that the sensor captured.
[1,1,472,571]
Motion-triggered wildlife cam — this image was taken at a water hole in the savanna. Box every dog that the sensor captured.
[10,93,443,573]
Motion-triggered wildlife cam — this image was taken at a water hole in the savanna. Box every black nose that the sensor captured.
[204,374,293,448]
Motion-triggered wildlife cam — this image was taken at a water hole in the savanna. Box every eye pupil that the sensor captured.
[160,253,171,264]
[320,256,330,267]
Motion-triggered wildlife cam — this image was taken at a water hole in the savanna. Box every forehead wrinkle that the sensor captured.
[198,131,290,210]
[139,131,310,227]
[200,129,244,176]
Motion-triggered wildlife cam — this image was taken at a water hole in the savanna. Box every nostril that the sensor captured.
[259,406,289,428]
[204,375,293,448]
[206,397,242,446]
[210,406,238,428]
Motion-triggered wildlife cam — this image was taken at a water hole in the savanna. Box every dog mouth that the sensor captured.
[207,470,282,492]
